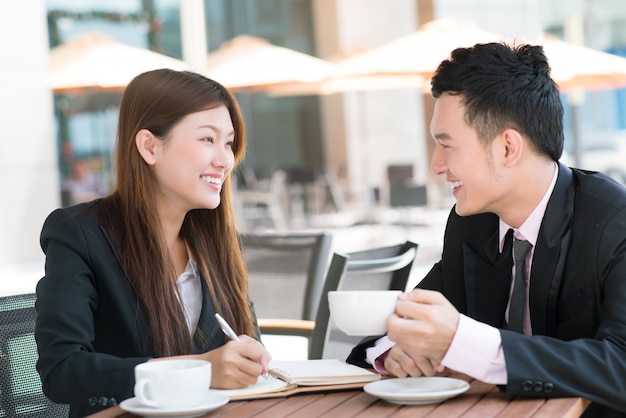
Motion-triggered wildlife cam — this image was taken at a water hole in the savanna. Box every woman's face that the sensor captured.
[149,105,235,218]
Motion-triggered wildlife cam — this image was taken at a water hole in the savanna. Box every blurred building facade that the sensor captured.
[2,0,626,294]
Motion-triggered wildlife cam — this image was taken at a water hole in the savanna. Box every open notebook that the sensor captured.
[213,359,381,399]
[269,359,380,385]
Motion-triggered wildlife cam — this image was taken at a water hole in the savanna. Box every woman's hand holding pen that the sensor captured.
[203,334,271,389]
[205,313,272,389]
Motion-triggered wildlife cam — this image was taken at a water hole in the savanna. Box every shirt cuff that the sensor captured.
[441,314,507,384]
[365,336,396,375]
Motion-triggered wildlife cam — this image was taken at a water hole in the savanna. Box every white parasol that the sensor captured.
[48,32,188,94]
[205,35,333,91]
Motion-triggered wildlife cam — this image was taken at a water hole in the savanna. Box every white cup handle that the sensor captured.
[134,378,159,408]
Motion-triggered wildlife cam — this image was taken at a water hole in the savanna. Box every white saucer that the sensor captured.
[119,391,228,417]
[364,377,470,405]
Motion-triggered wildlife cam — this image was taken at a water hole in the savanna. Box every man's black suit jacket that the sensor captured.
[347,163,626,417]
[36,201,253,417]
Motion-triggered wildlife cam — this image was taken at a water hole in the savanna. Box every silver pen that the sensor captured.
[215,313,241,342]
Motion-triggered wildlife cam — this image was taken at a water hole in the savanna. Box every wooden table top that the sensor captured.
[87,374,589,418]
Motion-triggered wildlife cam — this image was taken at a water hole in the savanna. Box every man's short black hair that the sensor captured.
[431,42,564,160]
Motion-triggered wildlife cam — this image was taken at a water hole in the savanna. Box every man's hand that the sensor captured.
[383,344,444,377]
[387,289,460,363]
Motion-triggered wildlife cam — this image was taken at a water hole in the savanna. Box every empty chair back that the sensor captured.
[0,293,69,418]
[310,240,418,360]
[239,231,333,321]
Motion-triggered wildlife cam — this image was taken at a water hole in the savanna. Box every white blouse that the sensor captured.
[175,255,202,335]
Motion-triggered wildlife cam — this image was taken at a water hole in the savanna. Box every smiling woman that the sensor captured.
[35,69,272,418]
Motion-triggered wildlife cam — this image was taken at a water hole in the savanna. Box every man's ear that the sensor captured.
[135,129,158,165]
[501,128,524,166]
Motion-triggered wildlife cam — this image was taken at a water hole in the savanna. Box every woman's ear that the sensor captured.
[135,129,158,165]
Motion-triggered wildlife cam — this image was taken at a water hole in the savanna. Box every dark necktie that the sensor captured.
[509,238,533,333]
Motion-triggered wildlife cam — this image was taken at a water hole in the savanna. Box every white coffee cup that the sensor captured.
[328,290,401,336]
[134,359,212,409]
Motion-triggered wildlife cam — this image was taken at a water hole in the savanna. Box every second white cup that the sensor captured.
[328,290,402,336]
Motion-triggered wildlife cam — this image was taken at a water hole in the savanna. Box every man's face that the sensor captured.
[430,93,508,217]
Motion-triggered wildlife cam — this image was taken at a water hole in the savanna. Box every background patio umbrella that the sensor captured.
[205,34,333,91]
[330,18,626,93]
[48,32,188,94]
[541,33,626,92]
[331,19,503,80]
[267,19,501,97]
[266,72,426,96]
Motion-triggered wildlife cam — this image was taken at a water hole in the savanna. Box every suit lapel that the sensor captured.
[529,163,575,336]
[463,229,514,327]
[193,277,224,352]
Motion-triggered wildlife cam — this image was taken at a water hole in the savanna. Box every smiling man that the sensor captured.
[347,42,626,418]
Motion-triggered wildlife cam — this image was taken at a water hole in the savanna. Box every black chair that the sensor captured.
[238,231,333,337]
[0,293,69,418]
[260,240,418,360]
